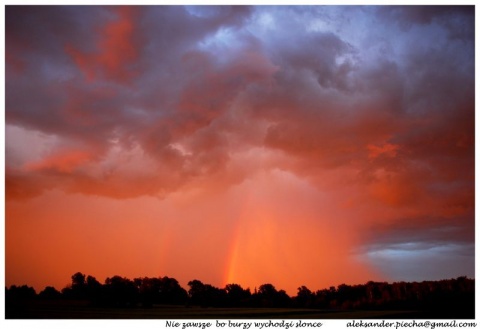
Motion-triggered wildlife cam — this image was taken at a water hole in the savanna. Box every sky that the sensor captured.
[5,5,475,296]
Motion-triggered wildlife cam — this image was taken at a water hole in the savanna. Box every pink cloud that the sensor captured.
[65,6,140,83]
[24,150,94,173]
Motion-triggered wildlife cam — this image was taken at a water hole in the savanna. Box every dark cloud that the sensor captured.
[376,6,474,41]
[6,5,474,219]
[363,212,474,250]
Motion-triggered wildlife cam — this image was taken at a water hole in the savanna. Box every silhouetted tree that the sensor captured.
[225,283,251,307]
[6,285,37,301]
[256,284,291,308]
[104,276,138,307]
[72,272,86,287]
[295,286,314,308]
[85,275,103,305]
[39,286,61,300]
[136,276,188,307]
[276,289,292,308]
[187,279,227,307]
[159,276,188,305]
[62,272,88,300]
[187,279,206,306]
[5,285,37,319]
[135,277,162,307]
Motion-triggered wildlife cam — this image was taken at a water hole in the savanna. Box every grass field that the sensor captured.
[6,301,431,319]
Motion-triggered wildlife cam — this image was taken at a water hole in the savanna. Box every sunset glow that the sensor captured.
[5,5,474,296]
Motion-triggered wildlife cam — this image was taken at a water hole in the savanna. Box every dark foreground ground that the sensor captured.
[6,301,474,319]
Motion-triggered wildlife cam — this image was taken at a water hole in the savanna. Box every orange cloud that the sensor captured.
[97,6,139,81]
[367,172,420,207]
[65,6,139,83]
[24,150,93,173]
[367,142,399,159]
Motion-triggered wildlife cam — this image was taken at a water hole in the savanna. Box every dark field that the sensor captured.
[6,301,454,319]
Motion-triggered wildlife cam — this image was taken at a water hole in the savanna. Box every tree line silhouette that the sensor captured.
[5,273,474,317]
